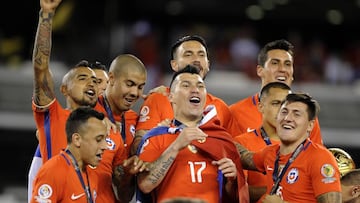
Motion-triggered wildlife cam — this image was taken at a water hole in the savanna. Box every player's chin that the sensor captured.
[89,161,100,168]
[90,157,102,167]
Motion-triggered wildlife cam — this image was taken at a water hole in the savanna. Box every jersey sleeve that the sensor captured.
[136,93,173,131]
[138,136,165,162]
[252,147,272,174]
[31,162,63,203]
[206,93,242,136]
[310,148,341,197]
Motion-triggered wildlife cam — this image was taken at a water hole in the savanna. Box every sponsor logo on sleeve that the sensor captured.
[34,184,52,202]
[321,163,336,183]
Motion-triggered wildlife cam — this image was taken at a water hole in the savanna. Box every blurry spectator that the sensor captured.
[229,25,259,79]
[324,52,354,85]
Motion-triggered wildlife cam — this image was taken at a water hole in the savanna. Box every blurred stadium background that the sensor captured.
[1,0,360,202]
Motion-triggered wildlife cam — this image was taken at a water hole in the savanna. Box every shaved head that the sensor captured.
[109,54,146,78]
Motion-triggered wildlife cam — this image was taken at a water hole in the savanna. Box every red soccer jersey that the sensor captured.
[31,151,98,203]
[229,93,323,144]
[32,100,70,163]
[138,107,249,203]
[95,95,138,155]
[252,140,341,203]
[140,133,220,202]
[234,128,281,187]
[33,99,106,163]
[136,88,240,137]
[94,96,137,203]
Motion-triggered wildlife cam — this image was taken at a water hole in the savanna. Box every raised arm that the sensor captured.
[32,0,62,106]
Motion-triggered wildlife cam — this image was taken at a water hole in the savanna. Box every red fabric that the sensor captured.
[193,121,249,203]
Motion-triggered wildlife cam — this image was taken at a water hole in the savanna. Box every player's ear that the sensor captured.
[256,65,263,77]
[72,133,82,147]
[60,84,68,96]
[351,185,360,197]
[168,92,174,103]
[257,101,264,113]
[108,72,115,86]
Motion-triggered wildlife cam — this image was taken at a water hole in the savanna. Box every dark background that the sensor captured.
[1,0,360,194]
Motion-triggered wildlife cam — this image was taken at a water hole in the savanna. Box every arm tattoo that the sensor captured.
[39,10,54,23]
[235,142,257,170]
[148,156,175,184]
[33,9,55,103]
[317,192,341,203]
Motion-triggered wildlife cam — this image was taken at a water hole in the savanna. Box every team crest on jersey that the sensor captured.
[286,168,299,184]
[138,106,150,122]
[321,164,336,183]
[106,137,116,150]
[35,184,52,201]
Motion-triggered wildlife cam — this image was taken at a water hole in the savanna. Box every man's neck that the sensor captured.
[262,123,279,141]
[174,117,202,127]
[280,136,308,155]
[66,147,86,172]
[104,93,124,116]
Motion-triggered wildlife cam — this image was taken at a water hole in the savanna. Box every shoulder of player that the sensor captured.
[39,154,69,175]
[206,93,228,106]
[229,94,255,109]
[124,109,139,121]
[234,131,258,145]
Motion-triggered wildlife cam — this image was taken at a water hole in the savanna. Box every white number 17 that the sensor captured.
[188,161,206,183]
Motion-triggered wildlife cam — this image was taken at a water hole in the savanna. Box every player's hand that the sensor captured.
[173,127,208,150]
[40,0,62,13]
[142,85,168,99]
[212,158,237,180]
[262,194,285,203]
[103,117,117,135]
[157,118,172,127]
[122,155,150,175]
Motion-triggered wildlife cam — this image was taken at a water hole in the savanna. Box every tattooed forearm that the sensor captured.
[33,8,55,105]
[148,156,175,184]
[234,142,257,170]
[317,192,341,203]
[34,15,52,64]
[39,10,54,23]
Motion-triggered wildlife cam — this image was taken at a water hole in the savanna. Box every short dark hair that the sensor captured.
[341,168,360,185]
[74,60,107,71]
[74,60,90,69]
[65,107,105,143]
[89,61,107,72]
[170,35,209,60]
[257,39,294,66]
[281,92,320,121]
[259,82,291,102]
[169,64,200,89]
